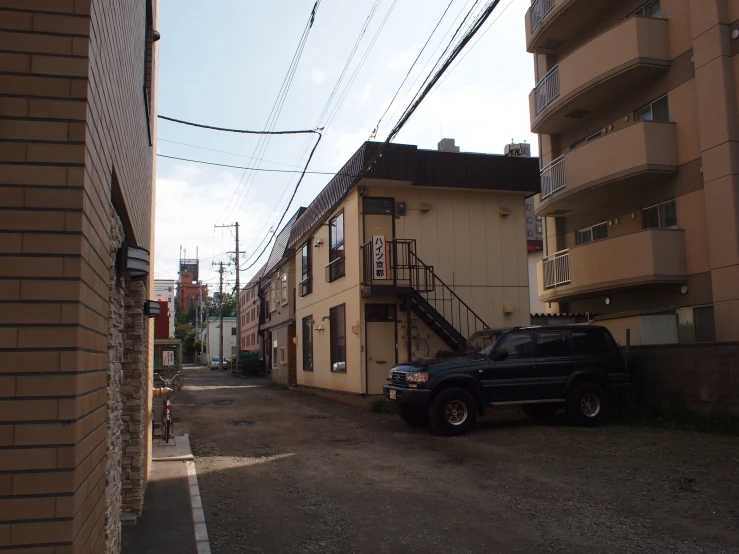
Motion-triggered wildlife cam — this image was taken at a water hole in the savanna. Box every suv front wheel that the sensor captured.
[566,382,609,426]
[429,387,478,436]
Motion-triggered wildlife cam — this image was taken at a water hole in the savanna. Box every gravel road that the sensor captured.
[176,365,739,554]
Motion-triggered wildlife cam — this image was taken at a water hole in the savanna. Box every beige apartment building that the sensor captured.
[239,263,265,353]
[287,141,539,396]
[526,0,739,343]
[0,1,159,552]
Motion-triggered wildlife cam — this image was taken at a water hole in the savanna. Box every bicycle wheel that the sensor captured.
[162,417,169,443]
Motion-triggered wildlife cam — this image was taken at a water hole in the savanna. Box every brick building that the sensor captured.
[176,270,207,314]
[0,1,159,552]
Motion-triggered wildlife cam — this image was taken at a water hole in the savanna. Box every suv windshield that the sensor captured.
[465,330,502,356]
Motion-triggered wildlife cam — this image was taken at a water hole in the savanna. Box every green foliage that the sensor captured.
[206,292,237,318]
[193,338,206,354]
[175,322,191,340]
[182,329,196,355]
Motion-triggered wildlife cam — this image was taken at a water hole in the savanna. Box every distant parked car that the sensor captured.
[209,357,229,371]
[384,325,629,436]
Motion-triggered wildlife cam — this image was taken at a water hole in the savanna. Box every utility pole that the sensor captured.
[216,222,241,375]
[217,262,224,371]
[199,285,204,365]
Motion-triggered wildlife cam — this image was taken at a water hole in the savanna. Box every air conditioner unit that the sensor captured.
[504,143,531,157]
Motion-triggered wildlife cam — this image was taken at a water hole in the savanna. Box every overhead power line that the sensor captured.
[157,115,322,135]
[157,154,355,176]
[158,138,304,169]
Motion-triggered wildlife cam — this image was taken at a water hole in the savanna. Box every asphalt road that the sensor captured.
[177,365,739,554]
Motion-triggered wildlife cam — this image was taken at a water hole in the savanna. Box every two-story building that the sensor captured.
[240,264,266,353]
[259,208,306,385]
[286,140,540,396]
[525,0,739,343]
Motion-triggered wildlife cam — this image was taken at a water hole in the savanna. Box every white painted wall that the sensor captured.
[204,316,238,360]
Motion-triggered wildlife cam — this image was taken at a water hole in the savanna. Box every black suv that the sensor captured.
[383,325,629,436]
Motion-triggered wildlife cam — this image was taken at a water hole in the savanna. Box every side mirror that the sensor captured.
[492,350,508,362]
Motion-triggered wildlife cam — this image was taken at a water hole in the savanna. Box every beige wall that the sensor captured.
[365,184,531,328]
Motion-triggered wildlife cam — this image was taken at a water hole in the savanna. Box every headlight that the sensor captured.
[406,372,429,383]
[388,369,394,379]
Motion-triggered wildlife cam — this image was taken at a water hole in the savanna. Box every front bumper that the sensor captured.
[383,385,433,405]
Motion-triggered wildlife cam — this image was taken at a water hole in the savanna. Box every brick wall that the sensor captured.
[0,0,158,551]
[628,343,739,416]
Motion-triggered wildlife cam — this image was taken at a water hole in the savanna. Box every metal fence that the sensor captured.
[543,249,571,289]
[535,65,560,114]
[541,155,566,199]
[531,0,555,30]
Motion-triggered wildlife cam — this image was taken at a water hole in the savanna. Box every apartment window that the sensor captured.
[330,304,346,372]
[272,338,278,370]
[300,240,312,296]
[631,0,661,18]
[636,95,669,122]
[571,129,603,150]
[327,211,345,282]
[525,203,532,211]
[527,230,533,237]
[576,221,608,245]
[270,282,278,312]
[536,216,542,221]
[642,199,677,229]
[526,217,533,224]
[281,273,288,305]
[279,347,286,364]
[252,307,255,320]
[231,327,236,336]
[302,316,313,371]
[537,225,542,234]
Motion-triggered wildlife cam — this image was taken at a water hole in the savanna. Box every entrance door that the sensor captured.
[365,304,397,395]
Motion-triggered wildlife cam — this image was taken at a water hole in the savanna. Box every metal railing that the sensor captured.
[531,0,555,30]
[535,65,560,114]
[325,257,345,283]
[361,239,488,340]
[543,249,571,289]
[298,276,312,297]
[541,155,566,199]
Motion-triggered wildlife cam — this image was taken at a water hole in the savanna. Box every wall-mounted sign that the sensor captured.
[372,235,388,280]
[163,350,175,367]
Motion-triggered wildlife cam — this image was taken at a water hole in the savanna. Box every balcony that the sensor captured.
[529,16,670,135]
[537,121,678,216]
[526,0,614,53]
[537,229,687,303]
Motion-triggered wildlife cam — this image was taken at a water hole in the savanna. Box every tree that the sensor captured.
[175,322,191,341]
[182,328,196,355]
[206,292,237,318]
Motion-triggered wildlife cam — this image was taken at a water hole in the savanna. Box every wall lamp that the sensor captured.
[117,243,150,280]
[144,300,161,318]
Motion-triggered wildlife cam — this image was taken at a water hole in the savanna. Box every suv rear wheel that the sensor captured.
[398,405,430,427]
[522,403,559,421]
[566,382,608,426]
[429,387,477,436]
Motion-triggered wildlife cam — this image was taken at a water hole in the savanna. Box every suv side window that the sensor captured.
[496,332,534,359]
[570,329,611,355]
[536,330,571,357]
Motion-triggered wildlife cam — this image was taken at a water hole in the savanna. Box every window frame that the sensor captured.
[281,272,288,306]
[493,331,534,360]
[302,315,313,371]
[576,221,608,245]
[630,0,661,18]
[535,330,572,358]
[327,211,346,282]
[571,129,603,150]
[642,198,677,230]
[272,338,278,370]
[329,304,347,372]
[300,239,312,296]
[635,94,669,122]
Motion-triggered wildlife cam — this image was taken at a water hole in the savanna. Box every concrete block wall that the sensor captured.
[0,0,158,551]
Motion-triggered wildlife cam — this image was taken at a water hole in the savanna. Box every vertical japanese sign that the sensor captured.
[163,350,175,367]
[372,235,388,279]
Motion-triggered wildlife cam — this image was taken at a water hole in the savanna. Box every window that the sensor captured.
[537,225,542,234]
[495,332,534,359]
[576,221,608,245]
[300,240,312,296]
[527,230,533,237]
[525,203,532,211]
[272,338,278,370]
[269,282,278,312]
[231,327,236,336]
[302,316,313,371]
[327,211,345,282]
[281,273,288,305]
[526,217,532,224]
[536,216,542,222]
[635,95,669,122]
[536,330,571,357]
[330,304,346,372]
[642,199,677,229]
[571,129,603,150]
[279,347,286,364]
[631,0,661,18]
[677,305,716,343]
[570,329,611,354]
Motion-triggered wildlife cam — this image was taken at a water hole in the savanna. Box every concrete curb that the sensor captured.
[186,460,211,554]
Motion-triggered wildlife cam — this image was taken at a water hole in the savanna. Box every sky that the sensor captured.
[154,0,538,291]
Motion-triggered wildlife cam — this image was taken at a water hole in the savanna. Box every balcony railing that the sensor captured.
[541,155,566,200]
[531,0,555,30]
[325,257,345,283]
[535,65,560,114]
[543,249,570,289]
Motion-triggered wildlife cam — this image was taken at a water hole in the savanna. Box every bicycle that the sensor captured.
[153,371,183,445]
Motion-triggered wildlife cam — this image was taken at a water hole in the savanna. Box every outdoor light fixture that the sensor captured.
[153,30,161,42]
[144,300,161,318]
[117,243,150,279]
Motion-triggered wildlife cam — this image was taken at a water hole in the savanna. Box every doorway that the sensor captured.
[365,304,397,395]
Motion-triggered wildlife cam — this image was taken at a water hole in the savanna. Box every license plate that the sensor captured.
[389,389,397,400]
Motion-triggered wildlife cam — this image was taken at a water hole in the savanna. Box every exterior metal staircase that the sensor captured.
[362,239,489,351]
